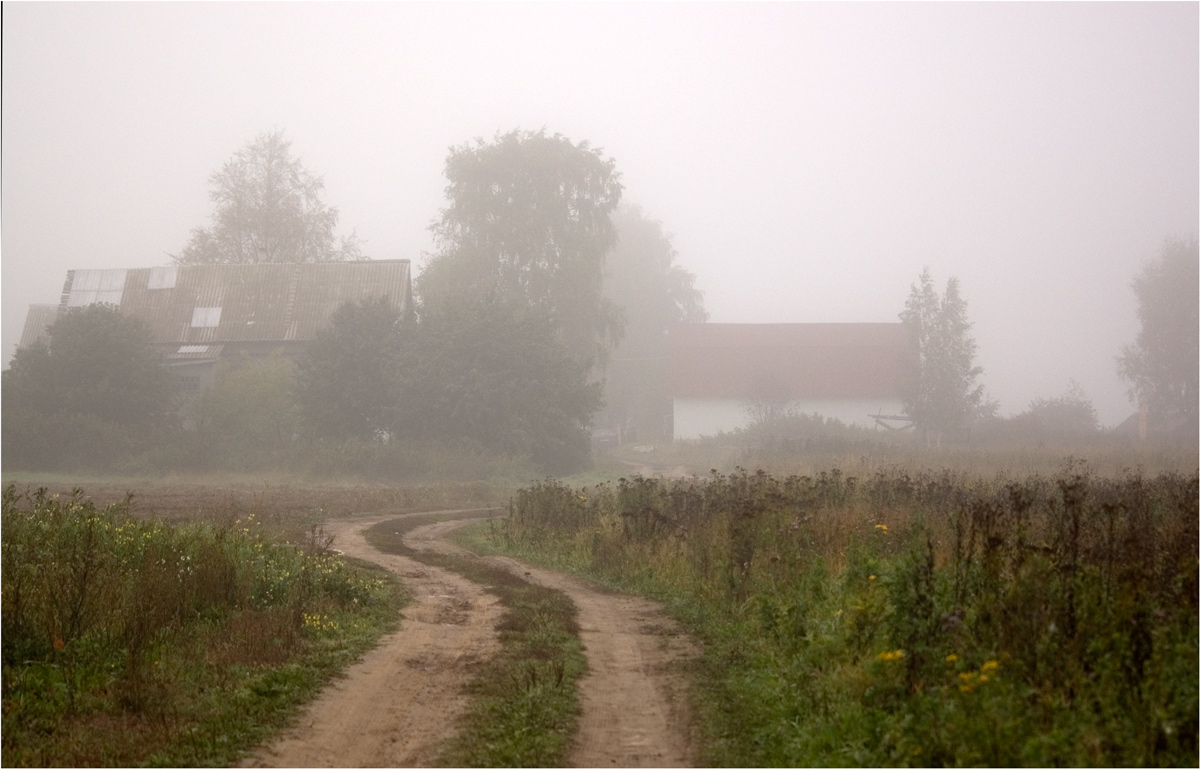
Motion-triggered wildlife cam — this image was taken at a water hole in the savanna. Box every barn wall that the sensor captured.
[673,397,906,439]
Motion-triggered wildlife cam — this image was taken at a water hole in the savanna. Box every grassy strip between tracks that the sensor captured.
[1,486,408,768]
[363,510,586,768]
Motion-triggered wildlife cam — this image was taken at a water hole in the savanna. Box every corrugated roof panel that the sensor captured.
[79,260,410,346]
[148,265,177,289]
[17,305,60,349]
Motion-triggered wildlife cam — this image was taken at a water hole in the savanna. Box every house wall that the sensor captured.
[673,396,906,440]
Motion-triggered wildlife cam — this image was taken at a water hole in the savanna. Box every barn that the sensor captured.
[667,322,910,439]
[16,260,411,395]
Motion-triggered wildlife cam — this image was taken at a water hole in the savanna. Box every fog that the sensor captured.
[3,2,1196,428]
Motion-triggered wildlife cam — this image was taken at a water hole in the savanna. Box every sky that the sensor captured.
[2,1,1196,427]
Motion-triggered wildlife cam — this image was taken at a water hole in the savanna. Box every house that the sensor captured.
[667,322,910,439]
[17,260,411,395]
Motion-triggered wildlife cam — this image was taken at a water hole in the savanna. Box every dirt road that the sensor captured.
[244,513,698,768]
[241,513,504,768]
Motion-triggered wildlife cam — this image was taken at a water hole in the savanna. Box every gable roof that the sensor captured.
[668,322,910,399]
[45,260,410,348]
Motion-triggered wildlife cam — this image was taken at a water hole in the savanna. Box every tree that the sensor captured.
[190,352,299,468]
[417,129,624,367]
[1117,236,1199,437]
[1,304,177,469]
[293,297,405,441]
[600,204,707,439]
[898,268,991,440]
[398,298,603,475]
[173,130,361,265]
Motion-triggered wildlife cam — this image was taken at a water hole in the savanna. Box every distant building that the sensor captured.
[667,322,910,439]
[17,260,411,395]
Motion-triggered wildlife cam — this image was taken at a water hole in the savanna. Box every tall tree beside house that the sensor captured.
[899,268,991,440]
[1,304,178,469]
[417,129,624,368]
[1117,236,1199,439]
[600,204,707,439]
[173,130,362,265]
[190,352,299,469]
[397,298,603,475]
[293,297,406,441]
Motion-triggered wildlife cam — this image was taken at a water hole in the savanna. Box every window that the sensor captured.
[148,265,177,289]
[191,307,222,328]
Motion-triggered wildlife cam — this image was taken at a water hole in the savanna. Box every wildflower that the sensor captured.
[874,524,888,532]
[981,659,999,673]
[878,649,905,662]
[53,637,65,651]
[945,653,959,663]
[868,574,876,581]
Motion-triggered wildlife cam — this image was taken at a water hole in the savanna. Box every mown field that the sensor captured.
[471,464,1199,766]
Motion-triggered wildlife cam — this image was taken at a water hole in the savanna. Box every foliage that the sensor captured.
[493,467,1199,767]
[1117,236,1199,438]
[293,297,406,441]
[292,295,599,475]
[899,268,992,439]
[0,485,401,767]
[397,298,603,476]
[1001,380,1099,441]
[419,129,624,367]
[189,352,299,469]
[600,204,707,439]
[1,304,177,470]
[172,130,362,265]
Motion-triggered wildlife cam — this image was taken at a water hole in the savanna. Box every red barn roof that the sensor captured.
[668,323,910,399]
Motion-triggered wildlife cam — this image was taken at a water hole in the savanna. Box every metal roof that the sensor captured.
[53,260,410,346]
[17,304,61,350]
[668,322,911,399]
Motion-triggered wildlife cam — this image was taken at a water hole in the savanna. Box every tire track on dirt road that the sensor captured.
[241,512,504,768]
[245,512,699,768]
[410,520,700,768]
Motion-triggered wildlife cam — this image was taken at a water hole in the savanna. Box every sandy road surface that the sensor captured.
[242,512,504,768]
[412,520,700,768]
[245,514,699,768]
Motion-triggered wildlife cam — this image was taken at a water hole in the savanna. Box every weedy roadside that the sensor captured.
[490,466,1199,767]
[0,485,406,767]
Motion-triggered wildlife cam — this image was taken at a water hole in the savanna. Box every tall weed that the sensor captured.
[498,466,1199,766]
[1,485,395,766]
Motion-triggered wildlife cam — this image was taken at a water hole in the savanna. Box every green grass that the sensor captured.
[1,486,407,767]
[484,467,1200,767]
[363,511,587,768]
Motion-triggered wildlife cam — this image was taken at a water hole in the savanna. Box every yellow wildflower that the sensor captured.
[981,659,1000,673]
[945,653,959,663]
[874,524,888,532]
[878,649,905,662]
[868,574,877,581]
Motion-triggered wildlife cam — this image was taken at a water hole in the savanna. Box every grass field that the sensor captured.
[483,463,1199,766]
